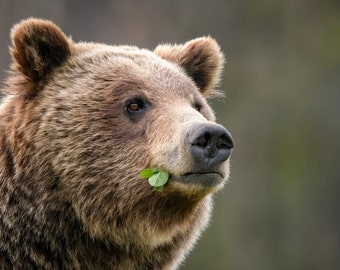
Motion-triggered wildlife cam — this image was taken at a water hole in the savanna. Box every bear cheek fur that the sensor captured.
[147,104,206,176]
[31,79,153,246]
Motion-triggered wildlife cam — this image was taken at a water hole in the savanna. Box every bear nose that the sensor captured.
[188,123,233,167]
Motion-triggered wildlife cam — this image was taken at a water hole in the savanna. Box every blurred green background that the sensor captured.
[1,1,339,269]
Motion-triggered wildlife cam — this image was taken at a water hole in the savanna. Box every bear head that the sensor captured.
[2,18,233,267]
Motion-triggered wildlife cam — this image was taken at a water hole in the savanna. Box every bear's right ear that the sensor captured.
[154,37,225,98]
[10,18,72,82]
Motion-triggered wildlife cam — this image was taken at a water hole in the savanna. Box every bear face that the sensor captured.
[0,18,233,269]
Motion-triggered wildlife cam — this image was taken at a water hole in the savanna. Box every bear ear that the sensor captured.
[10,18,72,82]
[154,36,225,97]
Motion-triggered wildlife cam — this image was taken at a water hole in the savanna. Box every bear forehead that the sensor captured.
[69,42,200,99]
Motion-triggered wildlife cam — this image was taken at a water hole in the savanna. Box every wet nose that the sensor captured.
[188,123,233,167]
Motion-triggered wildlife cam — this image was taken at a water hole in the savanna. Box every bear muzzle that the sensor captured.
[176,123,233,188]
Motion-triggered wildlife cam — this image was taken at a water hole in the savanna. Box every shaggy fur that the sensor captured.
[0,18,231,269]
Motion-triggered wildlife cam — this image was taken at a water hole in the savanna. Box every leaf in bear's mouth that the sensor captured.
[140,168,169,192]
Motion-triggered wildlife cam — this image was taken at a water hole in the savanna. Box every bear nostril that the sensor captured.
[194,133,210,148]
[218,133,234,149]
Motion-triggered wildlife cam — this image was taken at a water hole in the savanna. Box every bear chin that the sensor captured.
[177,172,225,188]
[169,161,230,191]
[166,170,229,196]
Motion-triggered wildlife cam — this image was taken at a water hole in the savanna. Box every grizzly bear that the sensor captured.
[0,18,233,269]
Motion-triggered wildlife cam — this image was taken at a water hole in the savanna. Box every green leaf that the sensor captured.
[139,169,155,179]
[140,168,169,192]
[148,171,169,187]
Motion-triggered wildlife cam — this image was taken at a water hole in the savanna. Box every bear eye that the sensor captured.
[124,97,150,122]
[127,102,142,112]
[126,98,145,113]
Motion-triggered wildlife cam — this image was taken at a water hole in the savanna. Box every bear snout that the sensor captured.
[187,123,233,169]
[172,123,233,188]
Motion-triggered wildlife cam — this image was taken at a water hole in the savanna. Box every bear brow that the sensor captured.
[112,80,149,97]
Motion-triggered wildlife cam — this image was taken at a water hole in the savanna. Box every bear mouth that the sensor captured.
[176,172,225,188]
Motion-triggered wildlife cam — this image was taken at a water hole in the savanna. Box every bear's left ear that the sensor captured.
[10,18,72,83]
[154,36,225,97]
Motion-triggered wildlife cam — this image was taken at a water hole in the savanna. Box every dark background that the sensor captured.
[1,1,339,269]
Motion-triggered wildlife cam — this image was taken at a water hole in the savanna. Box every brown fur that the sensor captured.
[0,18,231,269]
